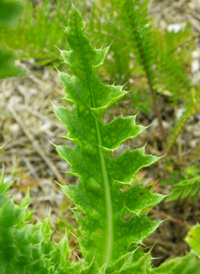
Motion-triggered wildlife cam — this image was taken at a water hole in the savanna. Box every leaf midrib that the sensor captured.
[75,23,113,265]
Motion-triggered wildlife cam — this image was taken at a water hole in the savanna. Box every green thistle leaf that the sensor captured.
[55,6,164,268]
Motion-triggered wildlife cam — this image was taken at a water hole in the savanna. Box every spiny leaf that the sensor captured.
[55,5,164,268]
[0,189,69,274]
